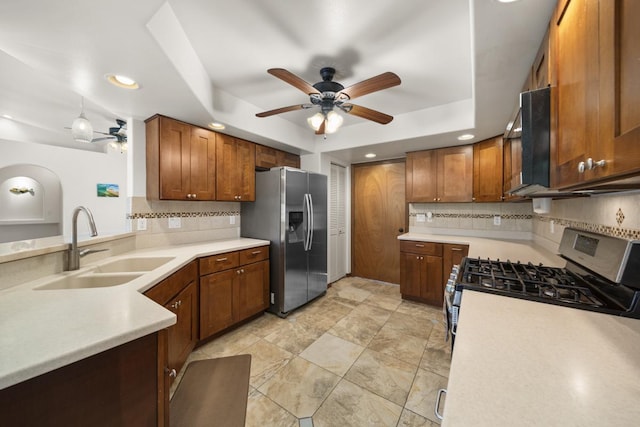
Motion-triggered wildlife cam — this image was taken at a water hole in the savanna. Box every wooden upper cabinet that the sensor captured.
[473,136,504,202]
[503,138,524,201]
[255,144,301,170]
[406,150,437,202]
[406,145,473,203]
[216,134,256,201]
[436,145,473,202]
[146,115,216,201]
[551,0,610,188]
[599,0,640,179]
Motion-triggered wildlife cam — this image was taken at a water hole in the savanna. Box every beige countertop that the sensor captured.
[0,237,269,389]
[399,232,564,267]
[443,290,640,426]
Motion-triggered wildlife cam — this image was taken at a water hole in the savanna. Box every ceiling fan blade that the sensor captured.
[268,68,321,95]
[256,104,312,118]
[315,120,326,135]
[344,104,394,124]
[337,72,401,100]
[91,136,116,143]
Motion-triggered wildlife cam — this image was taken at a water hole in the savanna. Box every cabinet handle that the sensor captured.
[434,388,447,420]
[166,368,177,378]
[170,300,182,309]
[415,244,425,248]
[216,257,228,262]
[450,248,463,252]
[251,250,262,255]
[578,161,586,174]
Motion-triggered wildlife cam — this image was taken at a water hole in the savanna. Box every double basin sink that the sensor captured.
[35,256,175,290]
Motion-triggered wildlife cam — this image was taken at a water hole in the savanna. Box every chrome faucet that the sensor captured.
[67,206,99,271]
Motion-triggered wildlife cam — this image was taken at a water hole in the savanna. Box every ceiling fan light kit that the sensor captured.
[257,66,400,135]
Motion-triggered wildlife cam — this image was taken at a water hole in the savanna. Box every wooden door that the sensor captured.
[189,127,216,200]
[552,0,601,188]
[473,136,504,202]
[166,280,197,382]
[159,117,191,200]
[237,260,269,320]
[352,161,406,284]
[406,150,437,202]
[200,270,236,339]
[437,145,473,202]
[600,0,640,178]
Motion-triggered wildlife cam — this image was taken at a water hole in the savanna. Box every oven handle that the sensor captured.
[435,388,447,420]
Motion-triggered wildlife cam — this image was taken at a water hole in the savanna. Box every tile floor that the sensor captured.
[171,276,451,427]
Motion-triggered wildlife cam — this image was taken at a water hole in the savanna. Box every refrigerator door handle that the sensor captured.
[303,193,311,251]
[307,193,314,251]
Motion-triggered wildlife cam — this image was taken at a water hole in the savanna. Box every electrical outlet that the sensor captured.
[427,211,433,223]
[416,213,426,223]
[493,215,501,226]
[137,218,147,231]
[550,220,555,234]
[229,215,236,225]
[168,216,181,229]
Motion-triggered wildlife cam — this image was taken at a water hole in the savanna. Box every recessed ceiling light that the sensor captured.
[365,153,377,159]
[208,122,225,130]
[497,0,520,3]
[2,114,13,119]
[457,134,474,141]
[105,74,140,90]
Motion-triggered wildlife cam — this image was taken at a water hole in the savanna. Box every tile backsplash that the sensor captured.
[128,197,241,248]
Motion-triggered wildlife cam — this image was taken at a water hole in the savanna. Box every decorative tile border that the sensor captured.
[127,211,240,220]
[409,212,533,220]
[534,215,640,240]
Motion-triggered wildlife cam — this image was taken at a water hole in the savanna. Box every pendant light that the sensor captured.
[71,97,93,143]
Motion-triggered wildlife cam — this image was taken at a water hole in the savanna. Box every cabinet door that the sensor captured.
[237,260,269,321]
[189,127,216,200]
[406,150,437,202]
[400,252,423,299]
[216,133,239,201]
[236,138,256,201]
[159,117,191,200]
[200,270,236,339]
[437,145,473,202]
[421,255,444,306]
[277,150,301,168]
[166,280,198,381]
[443,244,469,285]
[552,0,602,188]
[473,136,504,202]
[255,145,278,170]
[600,0,640,178]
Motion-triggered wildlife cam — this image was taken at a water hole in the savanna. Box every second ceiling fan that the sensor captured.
[256,67,401,134]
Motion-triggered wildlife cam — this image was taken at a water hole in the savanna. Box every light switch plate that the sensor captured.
[229,215,236,225]
[416,213,426,223]
[168,216,181,229]
[493,215,501,226]
[137,218,147,231]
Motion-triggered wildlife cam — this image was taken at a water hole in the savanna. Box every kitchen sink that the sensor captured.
[35,273,143,290]
[91,257,175,273]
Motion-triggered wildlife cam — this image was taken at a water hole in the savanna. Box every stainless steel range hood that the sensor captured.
[508,87,551,196]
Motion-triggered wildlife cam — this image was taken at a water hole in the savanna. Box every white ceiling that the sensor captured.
[0,0,555,163]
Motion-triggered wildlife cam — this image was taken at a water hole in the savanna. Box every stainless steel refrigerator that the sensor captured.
[241,167,327,317]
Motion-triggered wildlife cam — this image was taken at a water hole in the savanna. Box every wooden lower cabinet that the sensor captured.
[0,333,162,427]
[199,246,270,340]
[399,240,444,306]
[144,261,198,386]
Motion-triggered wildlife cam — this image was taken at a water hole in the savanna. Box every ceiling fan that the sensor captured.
[256,67,401,134]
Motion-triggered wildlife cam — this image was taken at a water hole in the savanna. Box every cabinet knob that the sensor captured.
[472,197,476,201]
[578,161,586,174]
[186,194,192,199]
[192,194,197,199]
[170,300,182,309]
[433,198,437,201]
[586,158,606,170]
[166,368,177,378]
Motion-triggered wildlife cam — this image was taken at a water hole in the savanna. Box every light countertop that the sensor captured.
[442,290,640,426]
[0,237,269,389]
[399,232,564,266]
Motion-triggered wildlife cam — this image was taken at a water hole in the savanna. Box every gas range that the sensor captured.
[444,228,640,348]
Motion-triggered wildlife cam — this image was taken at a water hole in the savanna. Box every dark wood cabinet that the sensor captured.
[406,145,473,203]
[502,137,524,201]
[443,243,469,281]
[399,240,444,306]
[146,115,217,201]
[144,261,198,385]
[255,144,300,170]
[473,136,504,202]
[199,246,269,339]
[216,134,256,201]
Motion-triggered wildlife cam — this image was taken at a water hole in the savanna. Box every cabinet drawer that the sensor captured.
[239,246,269,265]
[200,251,239,275]
[144,261,198,305]
[400,240,443,256]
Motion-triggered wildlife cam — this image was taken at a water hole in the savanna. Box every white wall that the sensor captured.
[0,139,128,239]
